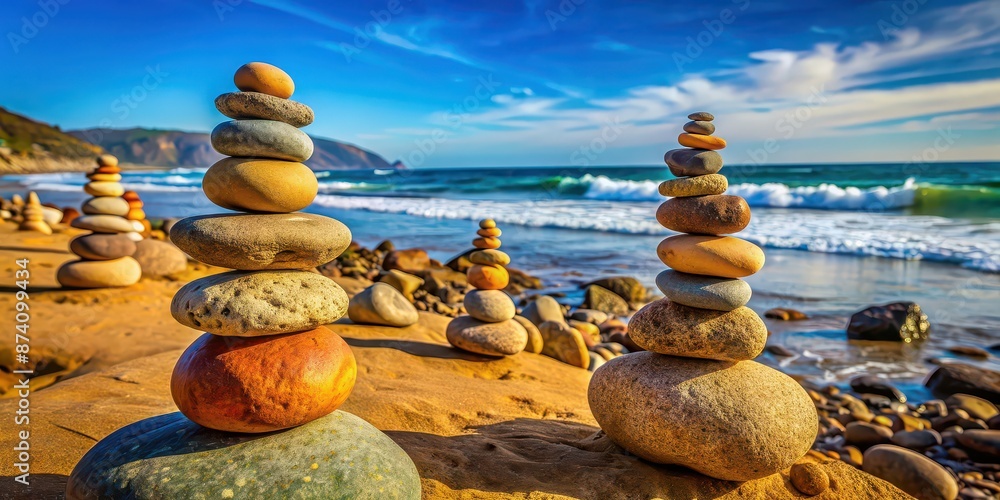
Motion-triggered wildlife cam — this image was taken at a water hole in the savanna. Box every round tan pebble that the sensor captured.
[628,299,766,361]
[56,257,141,288]
[678,133,726,150]
[790,462,830,495]
[467,264,509,290]
[87,173,122,182]
[473,237,501,249]
[656,195,751,235]
[657,235,765,278]
[97,154,119,167]
[659,174,728,197]
[477,227,501,237]
[84,182,125,197]
[479,219,496,229]
[202,157,317,213]
[234,62,294,99]
[469,249,510,267]
[539,321,590,369]
[512,315,543,353]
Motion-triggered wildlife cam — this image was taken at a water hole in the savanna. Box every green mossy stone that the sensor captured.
[66,411,421,499]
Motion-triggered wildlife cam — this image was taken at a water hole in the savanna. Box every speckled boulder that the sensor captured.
[171,327,356,433]
[170,213,351,270]
[171,270,348,336]
[628,299,766,361]
[588,353,816,481]
[65,410,421,499]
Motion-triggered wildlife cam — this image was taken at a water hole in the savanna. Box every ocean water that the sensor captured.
[5,161,1000,396]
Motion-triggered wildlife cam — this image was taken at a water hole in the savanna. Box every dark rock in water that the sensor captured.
[764,308,809,321]
[583,285,629,316]
[947,346,990,359]
[851,375,907,403]
[926,364,1000,403]
[66,411,421,499]
[583,277,646,304]
[846,302,930,342]
[765,345,795,357]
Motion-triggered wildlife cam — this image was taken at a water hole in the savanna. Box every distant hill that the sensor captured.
[70,127,400,171]
[0,107,104,173]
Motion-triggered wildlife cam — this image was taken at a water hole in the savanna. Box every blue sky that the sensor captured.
[1,0,998,167]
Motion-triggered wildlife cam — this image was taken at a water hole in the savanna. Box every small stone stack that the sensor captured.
[56,155,142,288]
[446,219,528,356]
[18,192,52,235]
[64,62,421,499]
[122,190,151,238]
[588,112,817,482]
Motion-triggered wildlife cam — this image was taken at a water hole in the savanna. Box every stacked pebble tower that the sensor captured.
[18,192,52,235]
[587,112,817,482]
[446,219,529,356]
[56,155,143,288]
[122,190,151,238]
[63,62,420,497]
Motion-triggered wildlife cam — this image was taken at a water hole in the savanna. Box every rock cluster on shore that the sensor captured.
[588,112,818,483]
[446,219,529,356]
[56,155,142,288]
[66,62,420,499]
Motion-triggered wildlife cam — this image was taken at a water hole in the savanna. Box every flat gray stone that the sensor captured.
[446,316,527,356]
[211,119,314,162]
[215,91,314,127]
[656,270,751,311]
[69,233,136,260]
[664,148,723,177]
[683,120,715,135]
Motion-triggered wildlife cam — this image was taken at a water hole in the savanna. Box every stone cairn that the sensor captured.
[56,155,142,288]
[588,112,817,482]
[65,62,421,498]
[122,190,151,238]
[446,219,528,356]
[18,192,51,235]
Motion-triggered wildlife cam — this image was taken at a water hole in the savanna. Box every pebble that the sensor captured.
[522,295,565,326]
[678,133,727,150]
[170,213,350,270]
[132,239,188,278]
[87,173,121,182]
[469,249,510,267]
[477,227,501,237]
[234,62,295,98]
[569,319,601,344]
[445,316,528,356]
[348,282,419,327]
[588,352,605,371]
[891,429,943,450]
[171,270,348,336]
[215,91,314,127]
[658,173,728,197]
[790,462,830,495]
[570,309,608,325]
[71,214,136,234]
[588,353,816,481]
[66,411,420,499]
[948,345,990,358]
[664,148,724,177]
[945,394,998,421]
[56,257,142,288]
[583,284,629,316]
[851,375,907,403]
[512,315,544,353]
[688,111,714,121]
[69,233,136,260]
[479,219,497,229]
[171,327,355,432]
[202,157,318,213]
[655,269,751,311]
[464,289,516,322]
[683,120,716,135]
[383,249,431,273]
[96,154,119,167]
[467,264,509,290]
[628,299,766,361]
[93,165,120,174]
[658,235,765,278]
[764,308,809,320]
[84,181,125,197]
[863,445,959,500]
[379,269,424,301]
[472,237,502,249]
[956,430,1000,459]
[656,194,751,235]
[538,321,590,369]
[211,119,314,162]
[845,421,894,448]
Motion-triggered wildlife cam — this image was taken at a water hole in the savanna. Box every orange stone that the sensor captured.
[127,200,143,209]
[87,173,122,182]
[234,62,295,99]
[467,264,509,290]
[477,227,502,237]
[94,166,120,175]
[473,237,502,249]
[678,133,727,150]
[126,208,146,221]
[122,191,141,202]
[170,326,356,433]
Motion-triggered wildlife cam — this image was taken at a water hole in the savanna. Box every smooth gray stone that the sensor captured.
[664,149,724,177]
[683,120,716,135]
[464,289,516,322]
[688,111,715,121]
[656,269,751,311]
[215,91,314,127]
[348,282,419,327]
[211,119,314,161]
[66,411,421,500]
